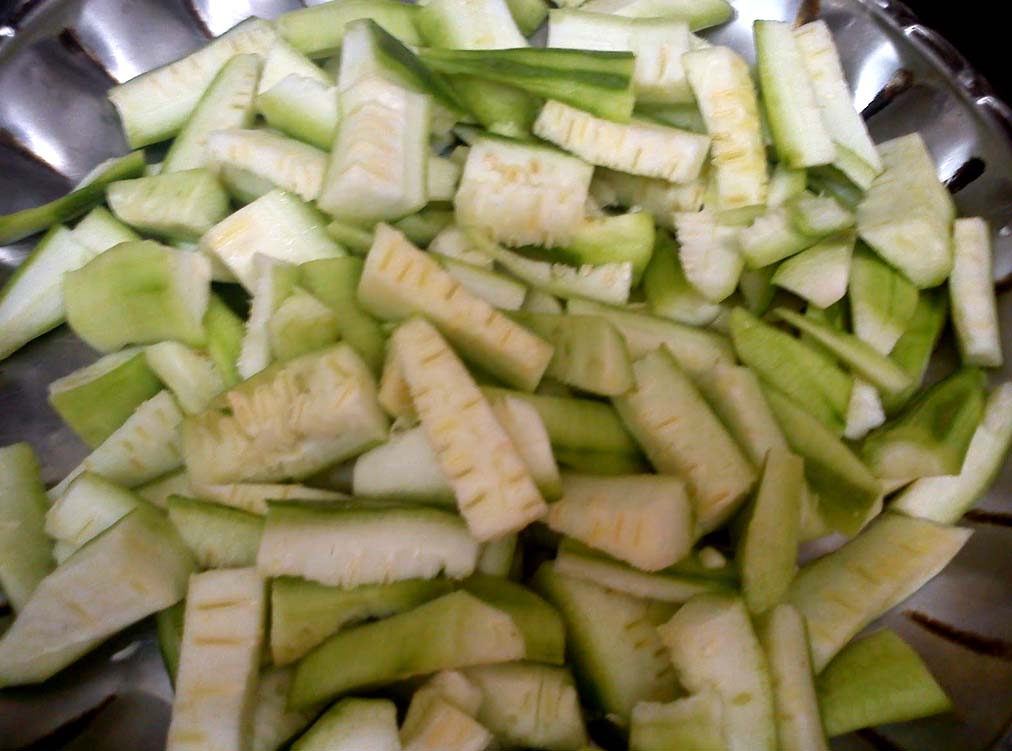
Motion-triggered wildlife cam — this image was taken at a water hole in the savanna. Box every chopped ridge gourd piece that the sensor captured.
[294,698,401,751]
[455,135,594,248]
[162,54,262,173]
[758,604,831,751]
[108,18,276,147]
[270,577,453,666]
[0,509,194,686]
[201,189,344,292]
[738,448,804,615]
[613,347,756,533]
[848,244,919,355]
[816,629,952,736]
[555,539,735,603]
[534,561,678,720]
[683,46,768,211]
[856,134,955,288]
[290,591,525,707]
[548,10,693,104]
[420,46,636,122]
[259,39,332,95]
[547,473,693,571]
[534,101,711,184]
[754,20,836,169]
[182,344,388,484]
[166,496,265,569]
[64,240,210,353]
[892,382,1012,524]
[763,386,880,536]
[788,512,971,671]
[672,209,744,302]
[166,568,265,751]
[318,77,430,224]
[512,312,634,396]
[46,472,140,553]
[657,594,776,751]
[278,0,422,57]
[50,390,185,498]
[592,168,707,225]
[730,307,852,433]
[950,217,1003,367]
[630,692,727,751]
[568,297,734,378]
[48,347,162,447]
[577,0,733,31]
[794,20,883,189]
[0,151,145,244]
[358,224,554,391]
[257,503,479,588]
[774,307,914,398]
[206,129,327,202]
[771,232,853,309]
[107,169,230,241]
[0,227,97,361]
[466,663,589,751]
[390,318,547,541]
[0,444,53,612]
[257,74,340,151]
[146,341,225,415]
[696,363,787,466]
[861,368,986,481]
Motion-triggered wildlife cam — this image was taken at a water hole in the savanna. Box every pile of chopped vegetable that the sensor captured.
[0,0,1008,749]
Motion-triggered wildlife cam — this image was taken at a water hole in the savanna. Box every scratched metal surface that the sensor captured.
[0,0,1009,749]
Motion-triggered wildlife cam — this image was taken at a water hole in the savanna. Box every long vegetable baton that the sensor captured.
[0,510,194,686]
[892,382,1012,523]
[290,591,526,708]
[683,46,768,211]
[390,318,547,541]
[0,444,53,613]
[161,54,262,173]
[577,0,733,31]
[357,224,554,391]
[950,217,1003,367]
[788,512,971,671]
[794,20,882,188]
[182,345,388,484]
[758,604,831,751]
[613,347,755,533]
[166,568,266,751]
[534,101,711,183]
[755,20,836,169]
[0,151,145,244]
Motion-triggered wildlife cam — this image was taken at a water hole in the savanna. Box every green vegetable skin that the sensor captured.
[0,151,145,243]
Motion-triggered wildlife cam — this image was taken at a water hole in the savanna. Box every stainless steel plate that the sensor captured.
[1,1,1010,749]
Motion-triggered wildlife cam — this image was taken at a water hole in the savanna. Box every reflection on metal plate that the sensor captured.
[0,0,1010,749]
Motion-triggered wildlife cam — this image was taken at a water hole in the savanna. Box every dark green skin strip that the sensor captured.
[421,48,633,92]
[0,150,146,244]
[421,50,635,121]
[363,20,469,117]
